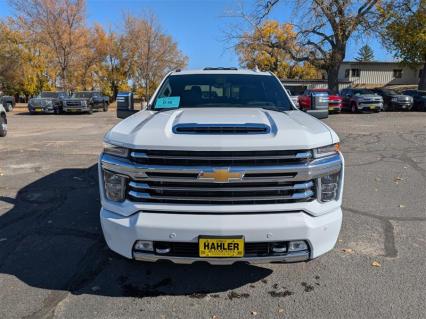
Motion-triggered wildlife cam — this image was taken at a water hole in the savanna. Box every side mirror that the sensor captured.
[117,109,138,119]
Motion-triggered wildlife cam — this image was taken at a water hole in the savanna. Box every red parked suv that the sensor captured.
[298,89,342,113]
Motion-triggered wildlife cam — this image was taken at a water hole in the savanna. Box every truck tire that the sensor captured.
[88,105,93,114]
[103,102,108,112]
[351,103,357,113]
[5,103,13,112]
[0,115,7,137]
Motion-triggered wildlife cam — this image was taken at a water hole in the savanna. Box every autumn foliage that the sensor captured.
[236,21,321,80]
[0,0,187,99]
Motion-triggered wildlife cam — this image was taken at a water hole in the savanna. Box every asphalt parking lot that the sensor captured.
[0,110,425,319]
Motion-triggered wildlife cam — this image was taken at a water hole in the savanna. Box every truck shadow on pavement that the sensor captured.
[0,165,272,298]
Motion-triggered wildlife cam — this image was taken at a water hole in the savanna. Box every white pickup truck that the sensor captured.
[99,68,344,264]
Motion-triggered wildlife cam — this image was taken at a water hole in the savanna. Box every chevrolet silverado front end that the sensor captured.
[98,68,344,264]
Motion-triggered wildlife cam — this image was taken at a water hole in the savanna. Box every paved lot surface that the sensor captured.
[0,110,425,319]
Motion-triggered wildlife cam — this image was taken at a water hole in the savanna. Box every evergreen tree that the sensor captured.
[355,45,375,62]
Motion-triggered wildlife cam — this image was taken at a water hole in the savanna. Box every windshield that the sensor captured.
[72,92,93,98]
[40,92,59,98]
[383,89,398,95]
[152,74,293,111]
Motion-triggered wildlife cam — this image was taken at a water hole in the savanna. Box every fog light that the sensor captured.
[319,172,340,202]
[103,170,127,202]
[134,240,154,252]
[288,241,308,252]
[271,242,287,254]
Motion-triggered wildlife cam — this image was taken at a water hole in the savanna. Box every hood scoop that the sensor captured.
[173,123,271,135]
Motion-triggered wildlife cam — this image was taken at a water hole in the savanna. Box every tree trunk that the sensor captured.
[419,62,426,91]
[327,44,346,94]
[327,64,341,94]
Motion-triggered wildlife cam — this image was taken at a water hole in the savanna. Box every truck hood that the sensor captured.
[105,108,338,151]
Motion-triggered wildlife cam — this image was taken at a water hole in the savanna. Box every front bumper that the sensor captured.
[63,106,89,112]
[28,106,55,113]
[100,207,342,264]
[391,101,413,110]
[328,106,342,112]
[358,103,383,111]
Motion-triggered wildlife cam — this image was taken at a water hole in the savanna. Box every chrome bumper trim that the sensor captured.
[133,250,310,265]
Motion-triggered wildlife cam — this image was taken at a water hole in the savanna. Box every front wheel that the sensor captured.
[103,103,108,112]
[0,115,7,137]
[351,103,357,113]
[88,106,93,114]
[5,103,13,112]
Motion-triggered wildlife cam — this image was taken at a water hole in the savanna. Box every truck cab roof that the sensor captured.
[170,68,271,76]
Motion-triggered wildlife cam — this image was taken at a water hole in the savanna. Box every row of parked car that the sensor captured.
[295,88,426,114]
[2,91,110,114]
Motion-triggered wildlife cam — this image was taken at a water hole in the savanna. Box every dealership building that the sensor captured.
[283,61,423,94]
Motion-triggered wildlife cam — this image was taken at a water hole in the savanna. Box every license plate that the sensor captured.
[369,106,376,110]
[199,236,244,257]
[70,109,77,112]
[35,108,42,112]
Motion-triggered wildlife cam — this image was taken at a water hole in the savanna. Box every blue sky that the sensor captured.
[0,0,394,68]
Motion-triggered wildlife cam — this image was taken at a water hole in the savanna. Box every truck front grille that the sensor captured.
[65,101,81,107]
[127,179,315,204]
[124,149,316,205]
[360,100,381,104]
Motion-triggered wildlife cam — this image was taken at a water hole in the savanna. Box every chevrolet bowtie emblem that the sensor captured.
[198,169,244,183]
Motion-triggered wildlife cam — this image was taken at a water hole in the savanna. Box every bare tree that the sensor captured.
[229,0,388,92]
[9,0,86,91]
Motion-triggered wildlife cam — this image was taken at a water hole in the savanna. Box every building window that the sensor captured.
[393,69,402,78]
[344,69,350,78]
[351,69,360,77]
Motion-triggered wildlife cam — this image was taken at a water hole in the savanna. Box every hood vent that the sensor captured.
[173,123,271,135]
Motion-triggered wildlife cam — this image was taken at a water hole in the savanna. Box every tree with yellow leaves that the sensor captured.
[236,21,321,80]
[10,0,87,91]
[381,0,426,89]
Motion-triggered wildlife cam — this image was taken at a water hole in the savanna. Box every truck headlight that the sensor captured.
[318,172,340,202]
[103,170,127,202]
[103,142,129,157]
[313,143,340,158]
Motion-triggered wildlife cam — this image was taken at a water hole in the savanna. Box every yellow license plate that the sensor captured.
[199,237,244,257]
[370,106,376,109]
[35,108,42,112]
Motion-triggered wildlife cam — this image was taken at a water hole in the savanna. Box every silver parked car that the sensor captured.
[0,102,7,137]
[341,88,384,113]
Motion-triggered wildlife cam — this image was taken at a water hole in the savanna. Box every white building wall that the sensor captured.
[339,63,421,86]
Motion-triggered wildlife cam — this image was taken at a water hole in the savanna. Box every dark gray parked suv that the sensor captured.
[372,88,413,111]
[402,90,426,111]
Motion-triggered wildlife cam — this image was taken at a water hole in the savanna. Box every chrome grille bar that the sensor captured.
[128,181,314,192]
[130,151,312,161]
[128,190,314,202]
